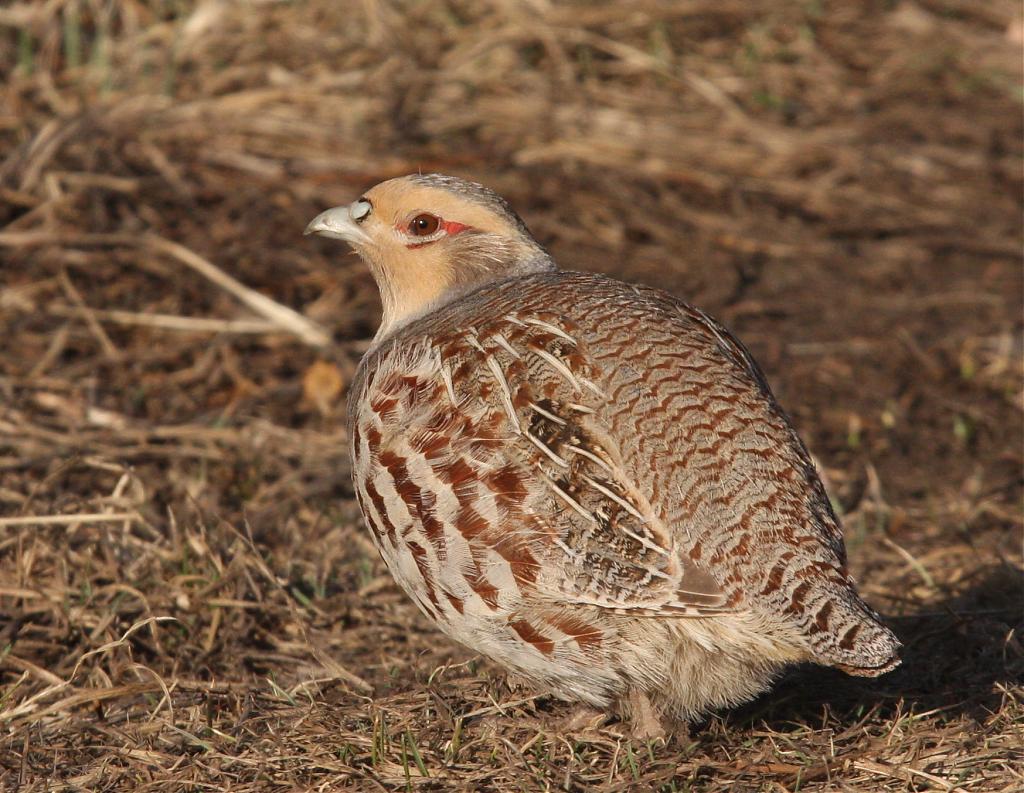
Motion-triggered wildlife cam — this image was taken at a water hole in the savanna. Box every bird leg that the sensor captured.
[622,689,667,741]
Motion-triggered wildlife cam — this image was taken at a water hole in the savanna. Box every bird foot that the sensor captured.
[623,689,667,742]
[559,704,609,733]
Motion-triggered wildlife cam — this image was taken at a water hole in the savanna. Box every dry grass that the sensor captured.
[1,1,1022,790]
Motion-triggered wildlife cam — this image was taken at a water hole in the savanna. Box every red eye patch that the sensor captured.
[401,218,472,248]
[441,220,470,235]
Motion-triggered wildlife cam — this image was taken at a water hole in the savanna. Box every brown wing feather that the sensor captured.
[412,309,731,617]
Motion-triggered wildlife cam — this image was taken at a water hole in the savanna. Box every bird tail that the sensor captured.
[809,592,902,677]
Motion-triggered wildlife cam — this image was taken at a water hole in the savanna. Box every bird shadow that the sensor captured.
[718,563,1024,732]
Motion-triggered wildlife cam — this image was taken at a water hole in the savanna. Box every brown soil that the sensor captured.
[1,1,1022,791]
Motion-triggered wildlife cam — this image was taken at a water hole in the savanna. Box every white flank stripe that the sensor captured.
[440,361,457,404]
[522,317,577,345]
[485,354,521,434]
[581,475,645,522]
[464,331,487,353]
[531,346,580,391]
[554,536,581,561]
[529,401,566,425]
[582,476,672,558]
[578,376,606,398]
[565,443,612,472]
[538,466,595,523]
[491,332,522,359]
[526,431,569,468]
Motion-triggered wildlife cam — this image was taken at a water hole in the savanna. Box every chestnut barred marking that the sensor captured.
[445,591,465,614]
[363,476,397,546]
[839,623,861,651]
[494,536,540,586]
[407,540,441,616]
[484,465,529,506]
[547,614,604,651]
[814,601,833,633]
[466,562,500,610]
[510,619,555,655]
[455,502,490,541]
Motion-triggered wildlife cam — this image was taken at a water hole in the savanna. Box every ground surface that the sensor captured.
[1,1,1022,791]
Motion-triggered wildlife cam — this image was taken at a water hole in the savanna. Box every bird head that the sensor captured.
[305,173,554,340]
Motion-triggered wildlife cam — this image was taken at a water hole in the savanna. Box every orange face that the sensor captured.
[306,175,550,339]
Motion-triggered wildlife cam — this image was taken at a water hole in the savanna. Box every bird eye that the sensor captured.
[408,213,441,236]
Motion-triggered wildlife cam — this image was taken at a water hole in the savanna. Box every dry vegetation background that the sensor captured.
[1,1,1022,791]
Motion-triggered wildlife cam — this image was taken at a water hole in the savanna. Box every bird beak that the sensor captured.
[304,206,372,245]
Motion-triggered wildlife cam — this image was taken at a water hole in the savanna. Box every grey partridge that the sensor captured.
[305,174,900,725]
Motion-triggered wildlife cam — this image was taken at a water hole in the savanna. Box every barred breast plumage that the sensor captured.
[307,173,900,726]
